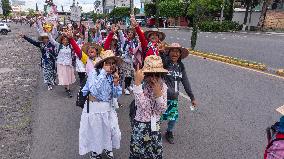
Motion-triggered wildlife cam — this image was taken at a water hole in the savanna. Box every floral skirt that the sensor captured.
[162,99,179,121]
[42,59,56,85]
[129,120,163,159]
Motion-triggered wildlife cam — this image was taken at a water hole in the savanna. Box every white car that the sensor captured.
[0,23,11,35]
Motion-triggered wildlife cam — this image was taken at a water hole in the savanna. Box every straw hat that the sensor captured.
[276,105,284,115]
[144,28,166,41]
[165,43,189,59]
[38,32,49,41]
[142,55,168,73]
[81,42,103,54]
[94,50,123,68]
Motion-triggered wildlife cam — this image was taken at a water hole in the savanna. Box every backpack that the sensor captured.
[264,122,284,159]
[76,69,100,110]
[129,100,136,122]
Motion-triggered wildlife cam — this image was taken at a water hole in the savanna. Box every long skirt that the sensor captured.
[162,99,179,121]
[57,64,76,85]
[42,59,56,85]
[79,101,121,155]
[129,120,163,159]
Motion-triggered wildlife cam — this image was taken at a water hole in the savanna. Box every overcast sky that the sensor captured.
[20,0,141,12]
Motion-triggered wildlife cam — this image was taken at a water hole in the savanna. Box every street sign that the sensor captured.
[70,6,81,22]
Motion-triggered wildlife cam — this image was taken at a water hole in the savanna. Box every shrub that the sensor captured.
[199,20,241,32]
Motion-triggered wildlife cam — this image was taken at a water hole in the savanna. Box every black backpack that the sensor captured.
[76,69,100,111]
[129,100,136,121]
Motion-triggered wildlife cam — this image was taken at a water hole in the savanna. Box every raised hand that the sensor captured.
[151,77,163,98]
[130,15,138,27]
[134,64,144,86]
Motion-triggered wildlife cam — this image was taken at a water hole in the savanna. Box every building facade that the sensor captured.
[103,0,131,13]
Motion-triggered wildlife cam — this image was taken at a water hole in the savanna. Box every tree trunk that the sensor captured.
[248,6,253,30]
[243,1,251,31]
[257,0,269,30]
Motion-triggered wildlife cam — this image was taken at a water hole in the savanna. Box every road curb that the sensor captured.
[189,49,267,71]
[276,69,284,76]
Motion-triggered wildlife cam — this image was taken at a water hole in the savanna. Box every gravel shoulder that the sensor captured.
[0,23,41,159]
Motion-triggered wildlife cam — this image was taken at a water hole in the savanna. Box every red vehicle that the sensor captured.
[146,17,165,28]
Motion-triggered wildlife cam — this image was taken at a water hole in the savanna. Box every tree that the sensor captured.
[1,0,12,20]
[27,8,36,17]
[144,3,156,17]
[158,0,184,18]
[158,0,184,26]
[109,7,139,21]
[188,0,223,20]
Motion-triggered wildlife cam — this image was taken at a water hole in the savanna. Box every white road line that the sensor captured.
[177,37,180,40]
[183,38,186,41]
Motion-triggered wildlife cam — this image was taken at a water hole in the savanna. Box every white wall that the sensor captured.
[232,11,262,26]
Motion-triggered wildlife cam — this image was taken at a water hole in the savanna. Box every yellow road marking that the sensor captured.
[189,54,284,81]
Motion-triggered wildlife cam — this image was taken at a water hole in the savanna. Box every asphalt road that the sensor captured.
[161,29,284,69]
[30,55,284,159]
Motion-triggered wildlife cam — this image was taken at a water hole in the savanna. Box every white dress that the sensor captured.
[79,101,121,155]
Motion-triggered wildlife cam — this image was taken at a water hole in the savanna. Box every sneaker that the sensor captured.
[90,152,102,159]
[67,90,73,98]
[105,150,114,159]
[165,131,174,144]
[125,89,130,95]
[47,85,53,91]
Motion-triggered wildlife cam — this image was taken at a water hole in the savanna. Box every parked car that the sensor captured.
[0,23,11,35]
[146,17,166,28]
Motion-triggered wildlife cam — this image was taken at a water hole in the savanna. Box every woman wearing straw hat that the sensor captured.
[130,15,166,60]
[69,36,103,76]
[160,43,197,144]
[20,33,57,90]
[130,55,168,159]
[118,26,141,95]
[49,34,76,98]
[79,50,123,159]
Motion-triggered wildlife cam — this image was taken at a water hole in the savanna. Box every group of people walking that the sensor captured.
[19,15,197,159]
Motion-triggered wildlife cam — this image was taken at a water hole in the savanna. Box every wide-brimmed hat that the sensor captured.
[276,105,284,115]
[165,43,189,59]
[38,32,49,41]
[144,28,166,41]
[142,55,168,73]
[94,50,123,68]
[81,42,103,54]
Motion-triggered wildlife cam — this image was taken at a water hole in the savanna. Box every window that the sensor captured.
[122,3,125,6]
[0,24,4,26]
